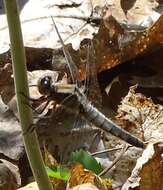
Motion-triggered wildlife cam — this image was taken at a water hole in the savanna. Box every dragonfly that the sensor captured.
[36,19,145,150]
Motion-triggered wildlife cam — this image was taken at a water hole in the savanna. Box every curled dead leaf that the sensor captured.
[67,163,107,190]
[113,85,163,189]
[116,85,163,143]
[122,142,163,190]
[95,14,163,73]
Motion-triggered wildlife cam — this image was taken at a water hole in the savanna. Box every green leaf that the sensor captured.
[46,166,70,181]
[70,149,103,174]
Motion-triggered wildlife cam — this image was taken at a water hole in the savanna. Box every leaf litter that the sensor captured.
[0,0,163,189]
[115,86,163,190]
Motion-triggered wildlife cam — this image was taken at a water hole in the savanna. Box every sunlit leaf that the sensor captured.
[46,166,70,181]
[70,149,103,174]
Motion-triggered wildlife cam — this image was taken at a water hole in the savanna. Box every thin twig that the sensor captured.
[52,15,101,24]
[98,144,129,177]
[91,144,132,156]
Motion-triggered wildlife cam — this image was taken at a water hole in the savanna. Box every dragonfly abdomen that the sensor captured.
[75,88,145,149]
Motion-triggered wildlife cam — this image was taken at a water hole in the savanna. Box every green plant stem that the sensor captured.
[3,1,53,189]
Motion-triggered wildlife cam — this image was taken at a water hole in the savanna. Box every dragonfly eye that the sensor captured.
[38,76,52,95]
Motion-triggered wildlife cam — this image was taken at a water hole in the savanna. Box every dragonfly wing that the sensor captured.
[52,18,81,87]
[52,17,89,131]
[85,41,102,110]
[72,41,103,131]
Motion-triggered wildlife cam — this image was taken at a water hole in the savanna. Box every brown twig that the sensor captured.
[91,144,132,156]
[98,144,129,177]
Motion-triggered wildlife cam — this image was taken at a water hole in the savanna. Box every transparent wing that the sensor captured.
[85,41,102,110]
[52,17,87,132]
[52,17,81,87]
[52,18,102,133]
[73,41,103,131]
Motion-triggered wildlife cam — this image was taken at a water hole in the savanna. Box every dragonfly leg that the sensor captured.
[19,91,52,115]
[34,100,52,115]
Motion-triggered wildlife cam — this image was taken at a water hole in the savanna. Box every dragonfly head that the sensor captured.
[38,76,52,96]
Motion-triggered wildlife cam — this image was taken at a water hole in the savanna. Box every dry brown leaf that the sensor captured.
[0,0,160,53]
[105,0,160,26]
[94,13,163,73]
[67,163,107,190]
[122,142,163,190]
[114,86,163,189]
[0,0,101,53]
[0,0,162,78]
[116,85,163,143]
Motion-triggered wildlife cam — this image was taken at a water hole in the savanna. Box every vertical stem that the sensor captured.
[3,0,53,189]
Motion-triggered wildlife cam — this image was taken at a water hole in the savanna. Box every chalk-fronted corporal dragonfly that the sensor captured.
[35,20,145,149]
